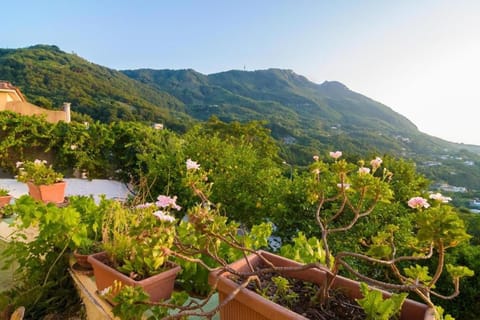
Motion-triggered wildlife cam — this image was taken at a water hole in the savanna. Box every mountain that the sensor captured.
[0,45,192,130]
[123,68,479,155]
[122,68,480,190]
[2,45,480,190]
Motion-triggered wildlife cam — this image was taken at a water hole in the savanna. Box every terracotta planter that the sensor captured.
[73,249,94,270]
[0,195,12,208]
[88,251,181,302]
[27,181,66,204]
[209,250,435,320]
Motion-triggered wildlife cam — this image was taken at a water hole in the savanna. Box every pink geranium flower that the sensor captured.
[370,157,382,169]
[329,151,342,160]
[407,197,430,209]
[156,195,182,210]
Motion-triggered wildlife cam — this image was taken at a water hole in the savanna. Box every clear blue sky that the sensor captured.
[5,0,480,145]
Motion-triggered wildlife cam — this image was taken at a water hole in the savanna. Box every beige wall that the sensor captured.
[3,101,68,123]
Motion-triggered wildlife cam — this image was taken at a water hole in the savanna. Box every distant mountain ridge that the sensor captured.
[1,45,480,189]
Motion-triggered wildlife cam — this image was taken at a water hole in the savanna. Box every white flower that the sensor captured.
[358,167,371,175]
[153,211,176,222]
[135,202,154,209]
[186,159,200,171]
[429,193,452,203]
[99,286,112,296]
[15,161,23,168]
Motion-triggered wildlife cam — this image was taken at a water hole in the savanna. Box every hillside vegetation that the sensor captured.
[0,45,191,131]
[1,45,480,190]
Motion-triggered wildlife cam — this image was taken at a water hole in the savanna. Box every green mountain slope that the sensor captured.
[122,68,448,156]
[2,45,480,190]
[0,45,191,130]
[123,67,480,190]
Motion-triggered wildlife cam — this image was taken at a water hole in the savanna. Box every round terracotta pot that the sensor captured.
[0,195,12,208]
[73,249,93,270]
[27,181,66,204]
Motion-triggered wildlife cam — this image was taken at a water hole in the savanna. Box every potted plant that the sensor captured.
[87,196,182,303]
[67,195,106,271]
[0,188,12,208]
[16,159,65,204]
[181,155,472,320]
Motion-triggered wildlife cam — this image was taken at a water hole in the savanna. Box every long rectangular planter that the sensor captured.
[88,251,181,302]
[209,250,435,320]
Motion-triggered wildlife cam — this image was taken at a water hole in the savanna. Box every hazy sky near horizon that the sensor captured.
[4,0,480,145]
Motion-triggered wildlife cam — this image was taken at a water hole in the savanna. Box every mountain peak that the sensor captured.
[320,81,349,91]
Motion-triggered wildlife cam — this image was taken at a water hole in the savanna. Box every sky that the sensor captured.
[4,0,480,145]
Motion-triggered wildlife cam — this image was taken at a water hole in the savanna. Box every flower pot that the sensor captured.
[73,249,94,270]
[208,250,435,320]
[0,195,12,208]
[87,252,181,302]
[27,181,66,204]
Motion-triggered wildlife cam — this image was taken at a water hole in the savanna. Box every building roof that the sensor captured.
[0,81,26,102]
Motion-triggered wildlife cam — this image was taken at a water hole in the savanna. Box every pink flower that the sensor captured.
[34,159,43,165]
[135,202,154,209]
[429,193,452,203]
[313,155,319,161]
[370,157,382,169]
[156,195,182,210]
[186,159,200,171]
[358,167,371,175]
[153,211,176,222]
[15,161,23,168]
[407,197,430,209]
[329,151,342,160]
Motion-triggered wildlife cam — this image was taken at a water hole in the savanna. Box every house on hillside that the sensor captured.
[0,81,70,123]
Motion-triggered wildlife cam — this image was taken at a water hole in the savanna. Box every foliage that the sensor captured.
[0,111,55,171]
[101,196,179,279]
[356,282,408,320]
[0,45,191,129]
[109,284,189,320]
[182,153,473,319]
[0,196,90,318]
[272,276,299,308]
[68,195,107,252]
[183,121,286,226]
[279,232,331,266]
[0,188,9,196]
[15,159,63,185]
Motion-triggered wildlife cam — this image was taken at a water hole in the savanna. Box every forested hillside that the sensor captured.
[1,45,480,190]
[0,45,191,131]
